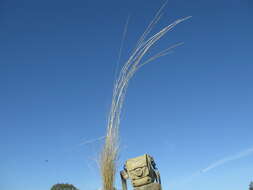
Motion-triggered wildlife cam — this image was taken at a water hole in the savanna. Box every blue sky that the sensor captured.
[0,0,253,190]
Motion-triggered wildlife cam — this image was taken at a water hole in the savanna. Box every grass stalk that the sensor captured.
[99,3,191,190]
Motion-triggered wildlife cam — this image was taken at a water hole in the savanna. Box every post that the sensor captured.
[134,183,162,190]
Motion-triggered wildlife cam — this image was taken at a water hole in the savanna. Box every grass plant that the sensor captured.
[99,3,191,190]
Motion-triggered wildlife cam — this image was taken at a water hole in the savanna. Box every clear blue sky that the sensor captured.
[0,0,253,190]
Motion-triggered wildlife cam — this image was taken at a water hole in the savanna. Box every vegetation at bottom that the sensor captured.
[50,183,79,190]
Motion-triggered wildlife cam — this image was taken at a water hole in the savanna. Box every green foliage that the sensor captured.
[50,183,79,190]
[250,181,253,190]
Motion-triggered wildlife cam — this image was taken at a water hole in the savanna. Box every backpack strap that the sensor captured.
[155,170,161,184]
[120,170,128,190]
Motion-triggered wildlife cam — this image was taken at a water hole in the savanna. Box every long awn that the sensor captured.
[99,3,191,190]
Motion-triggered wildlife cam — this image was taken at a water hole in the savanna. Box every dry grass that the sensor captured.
[99,2,191,190]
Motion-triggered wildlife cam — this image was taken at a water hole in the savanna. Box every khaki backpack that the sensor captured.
[120,154,161,190]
